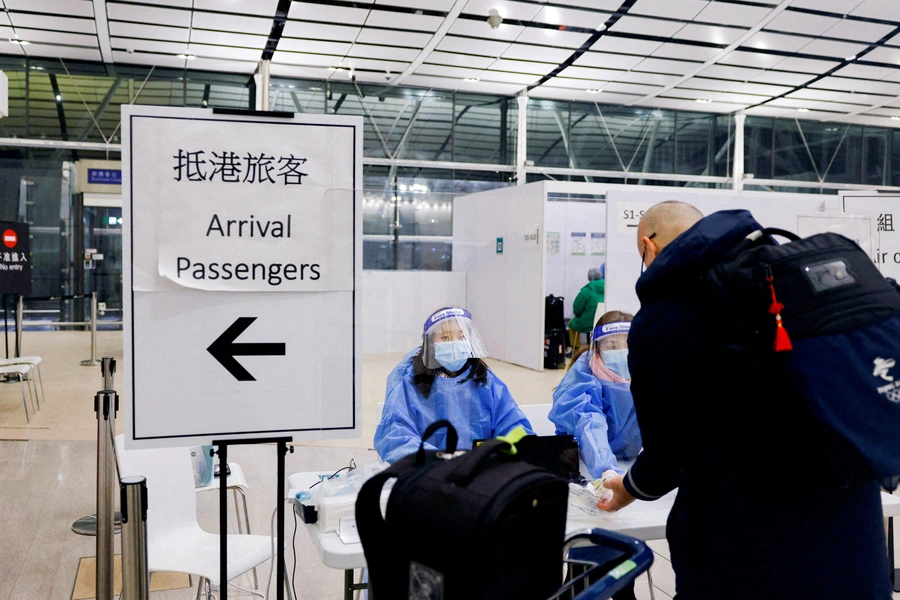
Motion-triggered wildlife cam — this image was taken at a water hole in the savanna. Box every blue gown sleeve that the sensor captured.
[488,373,535,437]
[549,356,620,478]
[374,371,437,464]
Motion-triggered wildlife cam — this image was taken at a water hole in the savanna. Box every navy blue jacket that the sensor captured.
[624,209,889,599]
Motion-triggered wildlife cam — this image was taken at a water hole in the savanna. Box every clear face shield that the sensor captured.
[421,308,489,372]
[591,322,631,380]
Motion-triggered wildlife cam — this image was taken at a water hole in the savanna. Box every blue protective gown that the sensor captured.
[548,352,642,479]
[374,352,534,464]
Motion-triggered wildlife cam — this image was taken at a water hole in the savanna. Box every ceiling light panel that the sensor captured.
[610,16,685,37]
[532,6,610,30]
[602,82,663,96]
[826,19,897,43]
[282,22,361,43]
[192,12,272,35]
[427,50,496,69]
[269,63,335,80]
[631,0,710,20]
[773,56,842,74]
[719,50,789,69]
[288,3,369,26]
[415,63,483,79]
[460,81,526,95]
[743,31,813,53]
[12,28,96,47]
[350,44,421,62]
[763,11,838,37]
[699,64,766,81]
[188,31,268,50]
[437,36,509,57]
[105,4,190,28]
[365,11,445,32]
[109,37,187,55]
[617,71,683,86]
[834,63,897,79]
[711,92,770,105]
[515,28,591,49]
[634,57,698,76]
[108,22,189,43]
[490,58,555,75]
[751,70,817,86]
[448,18,522,41]
[590,36,663,56]
[480,70,540,85]
[273,38,350,55]
[5,0,93,17]
[502,43,573,63]
[790,0,864,10]
[677,77,744,93]
[8,13,97,34]
[461,0,545,21]
[574,51,644,71]
[400,74,462,89]
[811,77,900,95]
[799,39,868,59]
[112,50,184,67]
[355,28,431,48]
[193,0,278,15]
[672,23,746,45]
[377,0,457,9]
[694,3,773,27]
[22,43,101,61]
[864,46,900,64]
[851,0,900,22]
[557,65,624,81]
[652,42,722,62]
[186,57,258,75]
[270,51,337,67]
[188,44,262,62]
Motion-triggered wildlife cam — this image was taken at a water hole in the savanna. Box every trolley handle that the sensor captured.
[561,528,654,600]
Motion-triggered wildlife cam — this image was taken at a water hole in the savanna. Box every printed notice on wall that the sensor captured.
[570,232,586,256]
[546,231,560,255]
[590,232,606,256]
[842,193,900,281]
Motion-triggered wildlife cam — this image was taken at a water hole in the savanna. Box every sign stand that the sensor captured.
[212,437,293,600]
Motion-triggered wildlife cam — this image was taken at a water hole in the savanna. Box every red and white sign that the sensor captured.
[3,229,17,248]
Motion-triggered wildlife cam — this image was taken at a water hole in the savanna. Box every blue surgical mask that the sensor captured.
[601,348,630,380]
[433,340,470,373]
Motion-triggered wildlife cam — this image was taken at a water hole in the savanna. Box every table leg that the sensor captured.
[344,569,354,600]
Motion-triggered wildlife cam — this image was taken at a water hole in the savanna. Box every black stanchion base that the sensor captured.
[71,512,123,536]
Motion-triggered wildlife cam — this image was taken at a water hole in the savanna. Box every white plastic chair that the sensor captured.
[0,356,44,407]
[195,461,258,588]
[114,435,282,597]
[519,403,556,436]
[0,363,36,422]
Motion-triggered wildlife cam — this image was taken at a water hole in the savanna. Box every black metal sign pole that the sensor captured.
[212,436,293,600]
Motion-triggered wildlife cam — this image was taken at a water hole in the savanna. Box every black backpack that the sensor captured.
[545,294,565,331]
[356,420,569,600]
[703,228,900,486]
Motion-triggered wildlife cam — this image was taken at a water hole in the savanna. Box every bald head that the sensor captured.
[637,201,704,268]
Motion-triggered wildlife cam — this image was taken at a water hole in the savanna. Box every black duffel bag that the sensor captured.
[356,420,569,600]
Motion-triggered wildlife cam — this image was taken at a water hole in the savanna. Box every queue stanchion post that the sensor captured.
[102,356,116,390]
[15,295,23,358]
[81,292,100,366]
[121,476,150,600]
[95,390,118,600]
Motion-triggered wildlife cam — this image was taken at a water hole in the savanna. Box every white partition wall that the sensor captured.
[360,270,467,354]
[453,184,546,371]
[604,188,841,314]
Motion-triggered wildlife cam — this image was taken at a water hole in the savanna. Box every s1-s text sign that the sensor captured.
[123,106,362,448]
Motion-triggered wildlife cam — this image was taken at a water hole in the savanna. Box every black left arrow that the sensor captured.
[207,317,286,381]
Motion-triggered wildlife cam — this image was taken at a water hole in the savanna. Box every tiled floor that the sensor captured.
[0,330,897,600]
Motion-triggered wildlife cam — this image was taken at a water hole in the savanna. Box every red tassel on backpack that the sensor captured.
[765,267,792,352]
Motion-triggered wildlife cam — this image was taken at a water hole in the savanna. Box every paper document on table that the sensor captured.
[567,482,604,519]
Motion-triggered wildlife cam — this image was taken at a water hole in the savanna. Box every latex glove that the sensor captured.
[595,474,636,512]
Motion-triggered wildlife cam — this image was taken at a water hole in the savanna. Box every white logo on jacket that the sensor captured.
[874,357,896,382]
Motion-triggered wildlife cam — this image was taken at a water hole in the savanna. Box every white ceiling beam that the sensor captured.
[92,0,114,64]
[389,0,468,87]
[628,0,793,107]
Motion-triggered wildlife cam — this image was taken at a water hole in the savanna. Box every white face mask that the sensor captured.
[601,348,630,380]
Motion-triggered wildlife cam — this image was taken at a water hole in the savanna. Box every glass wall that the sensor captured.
[2,56,900,291]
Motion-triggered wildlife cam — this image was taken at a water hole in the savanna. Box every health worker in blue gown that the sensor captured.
[375,307,534,464]
[549,311,642,479]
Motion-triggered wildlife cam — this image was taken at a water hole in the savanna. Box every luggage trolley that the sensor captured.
[550,529,655,600]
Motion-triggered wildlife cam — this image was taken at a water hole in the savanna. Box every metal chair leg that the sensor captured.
[34,364,44,405]
[235,488,259,589]
[647,564,657,600]
[28,367,39,411]
[18,374,29,423]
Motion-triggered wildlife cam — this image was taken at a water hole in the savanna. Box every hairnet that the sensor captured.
[588,268,603,281]
[421,307,489,370]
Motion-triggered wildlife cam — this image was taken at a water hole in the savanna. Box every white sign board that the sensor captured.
[840,192,900,280]
[122,106,362,448]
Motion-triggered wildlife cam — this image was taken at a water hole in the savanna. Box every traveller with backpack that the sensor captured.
[598,201,891,599]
